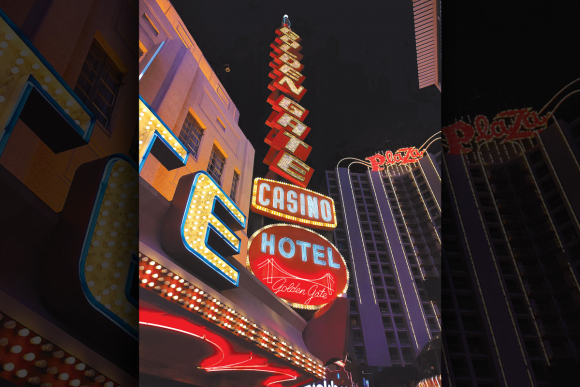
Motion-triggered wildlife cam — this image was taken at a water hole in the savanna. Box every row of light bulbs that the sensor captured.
[0,24,87,127]
[0,311,120,387]
[138,254,325,378]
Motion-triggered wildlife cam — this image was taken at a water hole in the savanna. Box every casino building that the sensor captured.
[323,151,442,381]
[138,3,355,387]
[441,108,580,386]
[0,2,137,387]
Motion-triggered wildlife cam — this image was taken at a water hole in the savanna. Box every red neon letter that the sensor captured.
[366,154,386,171]
[442,121,475,154]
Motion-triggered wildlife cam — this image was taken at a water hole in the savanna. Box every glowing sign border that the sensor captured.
[250,178,337,230]
[179,171,247,287]
[138,95,189,172]
[246,223,349,311]
[77,155,138,340]
[0,9,95,156]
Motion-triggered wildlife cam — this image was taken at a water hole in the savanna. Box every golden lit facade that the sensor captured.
[138,0,255,265]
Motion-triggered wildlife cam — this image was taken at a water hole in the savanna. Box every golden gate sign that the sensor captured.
[262,25,314,188]
[250,22,337,231]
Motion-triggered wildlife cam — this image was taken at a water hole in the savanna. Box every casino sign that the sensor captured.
[251,178,337,230]
[247,224,349,310]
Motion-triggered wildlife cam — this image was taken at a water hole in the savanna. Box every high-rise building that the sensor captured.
[324,151,441,378]
[441,113,580,386]
[412,0,441,90]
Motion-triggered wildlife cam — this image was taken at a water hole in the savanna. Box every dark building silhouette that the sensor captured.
[441,114,580,386]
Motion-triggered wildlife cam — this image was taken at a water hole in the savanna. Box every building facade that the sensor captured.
[412,0,441,90]
[324,152,441,376]
[0,1,138,387]
[441,114,580,386]
[137,3,351,387]
[138,0,255,264]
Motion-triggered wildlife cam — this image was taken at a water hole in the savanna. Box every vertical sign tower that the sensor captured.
[262,17,314,187]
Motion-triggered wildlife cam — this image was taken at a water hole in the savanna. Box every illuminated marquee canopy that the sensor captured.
[251,178,337,230]
[247,224,349,310]
[442,108,548,154]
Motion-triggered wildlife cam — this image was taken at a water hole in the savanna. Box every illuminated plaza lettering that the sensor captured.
[366,147,426,171]
[442,108,548,154]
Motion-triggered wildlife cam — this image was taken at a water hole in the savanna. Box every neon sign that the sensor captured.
[442,108,548,154]
[162,171,246,288]
[138,254,326,378]
[247,224,349,310]
[365,147,426,171]
[140,308,301,385]
[262,24,314,188]
[251,178,337,230]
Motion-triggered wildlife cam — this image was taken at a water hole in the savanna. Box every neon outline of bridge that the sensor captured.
[257,258,336,296]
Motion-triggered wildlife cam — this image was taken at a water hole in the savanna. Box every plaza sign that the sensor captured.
[365,147,426,171]
[442,108,548,154]
[247,224,349,310]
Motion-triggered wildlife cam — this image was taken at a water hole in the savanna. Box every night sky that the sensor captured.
[171,0,441,190]
[443,1,579,125]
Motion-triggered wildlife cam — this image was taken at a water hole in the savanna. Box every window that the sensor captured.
[350,302,358,312]
[385,331,396,345]
[353,330,362,342]
[142,13,159,36]
[388,289,398,299]
[179,113,204,158]
[216,117,226,131]
[376,289,386,300]
[379,303,388,314]
[401,348,413,362]
[230,171,240,202]
[398,332,409,345]
[206,146,227,184]
[391,303,401,314]
[389,347,400,362]
[394,317,405,329]
[382,317,392,328]
[74,40,123,132]
[428,318,439,330]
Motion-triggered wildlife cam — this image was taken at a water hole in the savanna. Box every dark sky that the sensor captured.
[443,1,579,125]
[171,0,441,190]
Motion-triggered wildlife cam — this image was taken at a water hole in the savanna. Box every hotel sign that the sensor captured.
[247,224,349,310]
[251,178,337,230]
